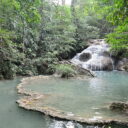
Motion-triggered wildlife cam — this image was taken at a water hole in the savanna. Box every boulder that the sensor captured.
[100,57,114,70]
[71,39,114,71]
[74,65,95,77]
[99,51,110,57]
[56,60,95,78]
[79,53,92,62]
[116,58,128,71]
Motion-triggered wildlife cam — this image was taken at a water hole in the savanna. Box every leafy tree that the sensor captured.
[96,0,128,57]
[107,24,128,57]
[1,0,121,79]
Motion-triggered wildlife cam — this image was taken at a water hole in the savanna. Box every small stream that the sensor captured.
[0,72,128,128]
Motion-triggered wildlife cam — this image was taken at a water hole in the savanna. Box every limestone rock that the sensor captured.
[71,39,114,71]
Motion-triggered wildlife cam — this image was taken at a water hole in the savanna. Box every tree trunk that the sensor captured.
[62,0,65,5]
[71,0,77,24]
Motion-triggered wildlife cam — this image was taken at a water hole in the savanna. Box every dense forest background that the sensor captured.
[0,0,128,79]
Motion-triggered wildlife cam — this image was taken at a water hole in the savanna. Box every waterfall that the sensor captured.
[48,120,103,128]
[71,39,114,71]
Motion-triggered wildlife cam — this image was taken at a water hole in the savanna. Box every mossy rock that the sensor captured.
[55,61,94,78]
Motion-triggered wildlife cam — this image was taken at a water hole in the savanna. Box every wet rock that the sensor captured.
[100,57,114,70]
[79,53,92,62]
[100,51,110,57]
[109,102,128,113]
[58,61,95,77]
[116,58,128,71]
[71,39,114,71]
[74,65,95,77]
[88,39,105,46]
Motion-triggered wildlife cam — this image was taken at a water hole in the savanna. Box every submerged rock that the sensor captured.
[109,102,128,113]
[71,39,114,71]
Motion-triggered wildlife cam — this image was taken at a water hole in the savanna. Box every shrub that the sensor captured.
[56,64,76,78]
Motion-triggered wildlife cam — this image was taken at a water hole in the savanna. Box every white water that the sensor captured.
[71,39,114,71]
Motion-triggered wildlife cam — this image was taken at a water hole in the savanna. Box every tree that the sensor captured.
[96,0,128,56]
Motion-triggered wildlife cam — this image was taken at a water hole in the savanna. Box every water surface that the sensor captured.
[0,77,104,128]
[0,77,53,128]
[24,71,128,121]
[0,72,128,128]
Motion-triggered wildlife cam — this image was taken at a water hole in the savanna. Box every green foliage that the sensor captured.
[71,0,112,51]
[95,0,128,24]
[0,29,17,79]
[85,16,113,38]
[56,64,76,78]
[107,24,128,56]
[75,19,100,48]
[38,4,76,59]
[34,53,58,75]
[105,0,128,25]
[0,0,118,79]
[95,0,128,57]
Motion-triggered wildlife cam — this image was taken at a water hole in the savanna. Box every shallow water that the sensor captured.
[0,77,52,128]
[0,72,128,128]
[0,77,103,128]
[24,71,128,122]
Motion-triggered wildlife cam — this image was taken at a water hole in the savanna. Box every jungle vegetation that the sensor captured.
[0,0,127,79]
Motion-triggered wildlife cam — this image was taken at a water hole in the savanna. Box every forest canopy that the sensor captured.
[0,0,128,79]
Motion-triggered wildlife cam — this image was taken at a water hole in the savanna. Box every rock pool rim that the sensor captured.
[16,75,128,126]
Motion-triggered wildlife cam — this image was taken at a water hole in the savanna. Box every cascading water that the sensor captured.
[49,121,78,128]
[48,121,104,128]
[71,39,114,71]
